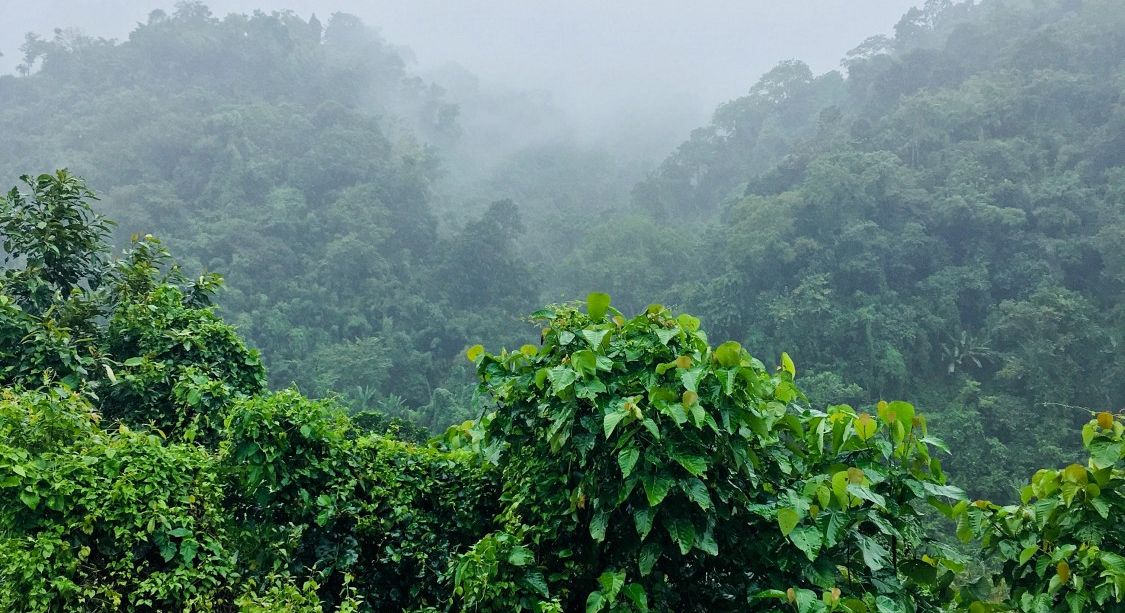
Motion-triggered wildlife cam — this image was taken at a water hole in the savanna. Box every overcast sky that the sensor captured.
[0,1,922,141]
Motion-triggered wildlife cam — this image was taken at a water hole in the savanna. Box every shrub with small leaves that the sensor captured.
[0,171,112,315]
[0,388,235,610]
[222,390,498,610]
[101,237,266,441]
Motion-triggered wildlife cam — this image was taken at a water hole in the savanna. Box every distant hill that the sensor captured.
[621,0,1125,499]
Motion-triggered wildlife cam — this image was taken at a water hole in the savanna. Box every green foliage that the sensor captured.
[0,172,498,610]
[0,171,266,440]
[954,411,1125,611]
[0,169,1120,612]
[608,0,1125,502]
[2,0,1123,499]
[0,5,540,427]
[0,388,235,610]
[223,390,498,610]
[458,298,964,611]
[0,171,109,393]
[102,245,266,440]
[0,171,112,314]
[1,0,1123,607]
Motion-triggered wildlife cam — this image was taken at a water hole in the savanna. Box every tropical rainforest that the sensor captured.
[0,0,1123,610]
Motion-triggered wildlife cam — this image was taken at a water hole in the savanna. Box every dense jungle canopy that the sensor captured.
[0,0,1123,610]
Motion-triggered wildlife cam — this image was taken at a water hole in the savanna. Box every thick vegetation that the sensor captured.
[2,1,1122,502]
[622,0,1125,500]
[0,4,540,430]
[1,172,1122,611]
[456,299,965,612]
[0,172,493,610]
[1,0,1123,609]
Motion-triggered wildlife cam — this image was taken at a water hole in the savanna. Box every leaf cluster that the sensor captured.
[458,294,968,612]
[953,412,1125,611]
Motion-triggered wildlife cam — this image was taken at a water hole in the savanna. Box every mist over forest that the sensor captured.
[0,1,1123,611]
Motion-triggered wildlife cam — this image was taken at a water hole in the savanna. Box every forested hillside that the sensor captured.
[586,0,1125,500]
[0,5,542,430]
[1,0,1122,503]
[2,0,1125,610]
[1,174,1123,610]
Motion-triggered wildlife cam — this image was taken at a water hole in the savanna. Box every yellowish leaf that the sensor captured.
[780,351,795,376]
[1056,560,1070,583]
[682,390,699,408]
[855,413,877,440]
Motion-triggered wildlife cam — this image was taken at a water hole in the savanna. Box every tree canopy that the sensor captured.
[1,0,1123,608]
[0,172,1121,611]
[2,1,1121,500]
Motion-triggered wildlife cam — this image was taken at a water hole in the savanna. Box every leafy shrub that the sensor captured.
[955,411,1125,612]
[0,172,265,442]
[457,294,966,612]
[0,388,235,610]
[222,390,498,610]
[0,171,112,315]
[0,172,110,394]
[101,237,267,441]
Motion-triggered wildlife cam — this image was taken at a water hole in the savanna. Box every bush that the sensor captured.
[955,411,1125,611]
[457,295,967,612]
[101,238,267,442]
[222,391,498,610]
[0,388,235,610]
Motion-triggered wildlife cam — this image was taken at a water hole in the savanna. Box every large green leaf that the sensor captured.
[638,542,661,576]
[676,313,700,332]
[508,545,535,566]
[789,525,822,560]
[1088,439,1122,469]
[572,349,598,376]
[623,583,650,612]
[780,351,795,376]
[672,453,708,476]
[581,329,610,351]
[634,507,655,538]
[875,595,907,613]
[777,507,800,536]
[681,478,712,510]
[885,401,915,428]
[597,569,625,599]
[697,522,719,556]
[618,448,640,477]
[590,511,609,542]
[547,366,577,395]
[586,591,605,613]
[642,474,674,506]
[921,482,965,500]
[604,411,627,438]
[19,490,39,510]
[714,341,742,367]
[857,534,889,572]
[665,515,696,555]
[520,570,549,597]
[587,292,611,321]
